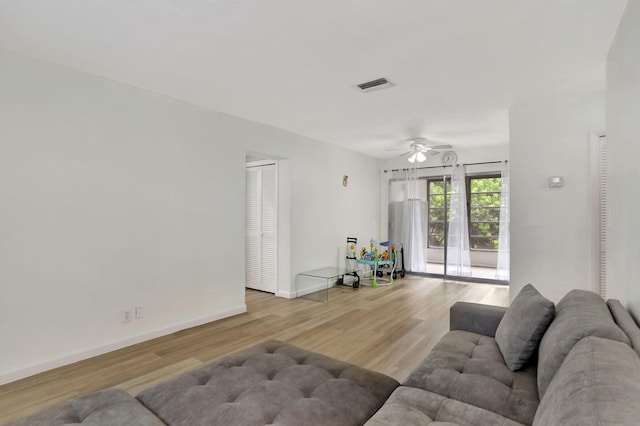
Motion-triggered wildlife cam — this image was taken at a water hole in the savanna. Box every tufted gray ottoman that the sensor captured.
[136,340,399,426]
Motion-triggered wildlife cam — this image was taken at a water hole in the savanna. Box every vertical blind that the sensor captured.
[599,136,607,299]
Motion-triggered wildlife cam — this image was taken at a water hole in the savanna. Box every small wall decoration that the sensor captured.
[343,175,349,187]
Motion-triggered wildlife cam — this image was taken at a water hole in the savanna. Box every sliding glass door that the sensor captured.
[387,166,508,284]
[425,177,449,275]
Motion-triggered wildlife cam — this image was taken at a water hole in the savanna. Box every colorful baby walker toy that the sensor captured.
[356,238,401,287]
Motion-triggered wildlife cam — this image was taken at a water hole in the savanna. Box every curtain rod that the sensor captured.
[383,160,507,173]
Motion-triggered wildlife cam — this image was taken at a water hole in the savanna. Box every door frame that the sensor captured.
[245,158,292,298]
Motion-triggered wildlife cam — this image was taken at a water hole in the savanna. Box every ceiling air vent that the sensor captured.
[356,77,394,93]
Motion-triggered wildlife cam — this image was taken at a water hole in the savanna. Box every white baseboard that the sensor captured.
[276,290,295,299]
[0,304,247,386]
[295,282,331,298]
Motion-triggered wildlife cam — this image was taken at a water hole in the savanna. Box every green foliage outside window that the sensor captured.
[427,176,502,250]
[427,179,450,248]
[469,177,502,250]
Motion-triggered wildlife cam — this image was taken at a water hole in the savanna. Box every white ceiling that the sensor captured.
[0,0,628,158]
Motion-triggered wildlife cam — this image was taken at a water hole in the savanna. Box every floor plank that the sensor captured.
[0,275,508,424]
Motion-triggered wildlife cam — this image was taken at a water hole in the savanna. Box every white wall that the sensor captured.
[606,0,640,319]
[242,125,382,297]
[510,95,605,302]
[0,48,380,383]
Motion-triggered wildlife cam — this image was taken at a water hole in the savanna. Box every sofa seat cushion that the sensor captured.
[533,336,640,426]
[403,330,538,425]
[365,386,524,426]
[537,290,631,398]
[136,340,399,426]
[4,389,165,426]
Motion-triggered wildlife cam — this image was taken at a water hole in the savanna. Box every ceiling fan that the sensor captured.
[387,138,453,163]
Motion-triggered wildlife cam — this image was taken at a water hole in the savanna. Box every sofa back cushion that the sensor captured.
[537,289,630,398]
[533,336,640,426]
[495,283,555,371]
[607,299,640,357]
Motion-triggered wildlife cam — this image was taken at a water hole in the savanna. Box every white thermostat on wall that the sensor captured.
[548,176,564,188]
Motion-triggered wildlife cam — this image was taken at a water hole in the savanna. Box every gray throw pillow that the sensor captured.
[495,284,555,371]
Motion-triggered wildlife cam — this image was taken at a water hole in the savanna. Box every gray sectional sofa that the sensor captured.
[367,288,640,425]
[6,287,640,426]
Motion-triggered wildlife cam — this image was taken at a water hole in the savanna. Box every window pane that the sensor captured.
[468,176,502,251]
[429,179,452,194]
[470,177,502,193]
[429,194,445,208]
[429,208,445,222]
[470,207,501,222]
[429,180,444,195]
[471,237,499,250]
[470,192,501,207]
[427,177,450,248]
[429,222,445,236]
[470,222,500,237]
[429,235,444,248]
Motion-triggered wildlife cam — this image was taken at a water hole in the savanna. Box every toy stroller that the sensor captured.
[382,242,405,279]
[338,237,361,288]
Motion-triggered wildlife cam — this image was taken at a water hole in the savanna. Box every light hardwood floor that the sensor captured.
[0,276,508,424]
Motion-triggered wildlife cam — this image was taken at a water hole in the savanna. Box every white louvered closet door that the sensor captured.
[245,163,278,293]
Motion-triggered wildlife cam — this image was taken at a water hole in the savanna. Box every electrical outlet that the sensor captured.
[120,308,132,323]
[135,306,143,319]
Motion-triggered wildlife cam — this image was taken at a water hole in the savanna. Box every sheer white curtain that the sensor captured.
[386,169,426,272]
[380,170,391,242]
[446,164,472,276]
[496,161,510,280]
[403,168,426,272]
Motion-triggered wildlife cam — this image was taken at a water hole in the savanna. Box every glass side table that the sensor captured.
[296,267,360,302]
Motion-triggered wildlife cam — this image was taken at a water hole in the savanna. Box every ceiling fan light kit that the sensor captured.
[407,149,427,163]
[384,137,453,164]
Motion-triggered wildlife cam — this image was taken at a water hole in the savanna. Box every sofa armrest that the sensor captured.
[450,302,507,337]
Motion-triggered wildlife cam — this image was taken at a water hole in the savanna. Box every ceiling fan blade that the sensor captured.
[430,144,453,150]
[396,151,412,158]
[428,150,441,156]
[385,148,412,151]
